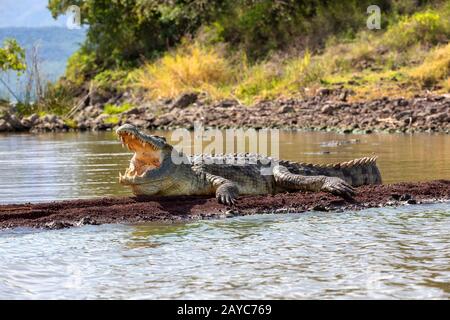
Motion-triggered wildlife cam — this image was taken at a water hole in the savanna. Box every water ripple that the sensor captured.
[0,203,449,299]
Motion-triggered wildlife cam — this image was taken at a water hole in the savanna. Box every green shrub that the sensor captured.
[104,115,120,125]
[65,49,98,86]
[93,69,133,90]
[103,103,133,115]
[64,118,78,129]
[384,10,450,49]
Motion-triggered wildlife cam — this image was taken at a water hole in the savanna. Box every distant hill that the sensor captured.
[0,27,86,100]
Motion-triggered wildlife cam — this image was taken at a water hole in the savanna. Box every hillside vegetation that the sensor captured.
[39,1,450,109]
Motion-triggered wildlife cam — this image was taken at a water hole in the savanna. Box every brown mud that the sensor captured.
[0,180,449,230]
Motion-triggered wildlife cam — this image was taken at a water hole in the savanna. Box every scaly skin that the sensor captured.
[117,124,382,205]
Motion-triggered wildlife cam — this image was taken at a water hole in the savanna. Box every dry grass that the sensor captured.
[409,43,450,88]
[138,43,234,99]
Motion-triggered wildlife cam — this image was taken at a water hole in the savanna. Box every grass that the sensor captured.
[103,103,133,115]
[138,42,235,100]
[135,4,450,104]
[103,115,120,125]
[63,118,78,129]
[409,43,450,88]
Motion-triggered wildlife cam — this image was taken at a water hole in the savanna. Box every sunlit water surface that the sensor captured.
[0,204,449,299]
[0,131,449,299]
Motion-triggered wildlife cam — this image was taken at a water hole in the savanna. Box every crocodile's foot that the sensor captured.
[321,176,356,199]
[216,183,239,206]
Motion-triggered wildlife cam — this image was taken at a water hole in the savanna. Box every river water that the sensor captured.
[0,131,449,299]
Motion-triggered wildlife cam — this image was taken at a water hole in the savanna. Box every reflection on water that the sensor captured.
[0,131,449,204]
[0,203,448,299]
[0,132,131,203]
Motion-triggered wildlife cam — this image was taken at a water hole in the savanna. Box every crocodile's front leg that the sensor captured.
[192,166,239,206]
[273,165,355,198]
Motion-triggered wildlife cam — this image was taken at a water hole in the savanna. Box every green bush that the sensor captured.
[384,9,450,49]
[103,103,133,115]
[65,49,98,86]
[103,115,120,125]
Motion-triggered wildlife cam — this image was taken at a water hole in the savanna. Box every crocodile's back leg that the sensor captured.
[281,156,382,187]
[273,165,355,198]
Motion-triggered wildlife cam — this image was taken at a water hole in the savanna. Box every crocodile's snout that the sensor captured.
[116,124,171,184]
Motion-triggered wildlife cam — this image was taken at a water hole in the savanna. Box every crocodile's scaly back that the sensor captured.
[280,156,382,186]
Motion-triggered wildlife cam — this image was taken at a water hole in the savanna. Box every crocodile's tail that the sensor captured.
[284,156,382,186]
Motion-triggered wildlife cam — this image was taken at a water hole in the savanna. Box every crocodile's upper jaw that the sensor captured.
[116,124,169,182]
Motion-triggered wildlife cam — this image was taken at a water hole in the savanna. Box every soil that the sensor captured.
[0,180,448,230]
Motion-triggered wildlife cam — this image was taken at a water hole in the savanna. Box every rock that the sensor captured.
[44,221,73,230]
[76,216,99,226]
[225,209,241,217]
[339,90,348,102]
[43,114,57,124]
[82,105,103,118]
[215,99,238,108]
[0,119,9,131]
[391,193,401,200]
[171,92,198,109]
[94,122,113,131]
[123,107,140,115]
[20,119,32,129]
[311,204,329,212]
[1,112,27,131]
[426,112,449,123]
[127,118,148,128]
[317,87,331,96]
[277,105,295,113]
[395,98,409,107]
[394,110,412,120]
[77,122,88,130]
[320,104,335,114]
[399,194,412,201]
[25,113,39,125]
[94,114,110,124]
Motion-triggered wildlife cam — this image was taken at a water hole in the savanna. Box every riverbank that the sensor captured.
[0,180,448,230]
[1,93,449,134]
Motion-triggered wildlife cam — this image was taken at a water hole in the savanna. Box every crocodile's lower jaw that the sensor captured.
[117,131,162,183]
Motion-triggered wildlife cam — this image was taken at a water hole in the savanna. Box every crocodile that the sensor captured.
[116,124,382,205]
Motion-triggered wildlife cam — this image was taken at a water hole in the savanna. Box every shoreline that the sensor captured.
[0,180,448,230]
[1,93,449,134]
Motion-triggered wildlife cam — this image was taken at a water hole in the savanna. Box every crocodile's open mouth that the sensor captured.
[117,130,162,180]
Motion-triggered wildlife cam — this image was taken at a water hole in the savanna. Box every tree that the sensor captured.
[0,38,26,73]
[0,39,26,101]
[48,0,222,73]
